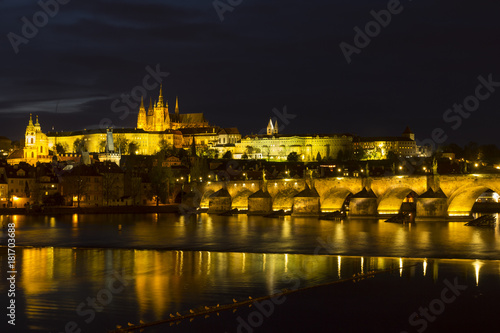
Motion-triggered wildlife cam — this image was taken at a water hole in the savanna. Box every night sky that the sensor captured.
[1,0,500,146]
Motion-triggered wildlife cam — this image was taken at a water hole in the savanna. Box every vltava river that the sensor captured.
[3,213,500,259]
[1,213,500,332]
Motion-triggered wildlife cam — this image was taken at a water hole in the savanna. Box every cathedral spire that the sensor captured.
[148,97,153,115]
[29,113,33,126]
[175,96,179,115]
[139,96,145,110]
[158,84,164,107]
[274,119,278,134]
[266,118,274,135]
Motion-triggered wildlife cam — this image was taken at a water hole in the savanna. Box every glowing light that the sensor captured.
[337,168,341,172]
[12,196,19,201]
[474,163,479,167]
[423,259,427,277]
[337,256,342,279]
[399,258,403,277]
[448,212,470,217]
[473,260,483,286]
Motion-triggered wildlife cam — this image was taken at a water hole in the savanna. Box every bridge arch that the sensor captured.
[320,188,353,212]
[272,188,299,211]
[377,186,419,215]
[232,189,254,209]
[200,189,216,209]
[447,185,500,216]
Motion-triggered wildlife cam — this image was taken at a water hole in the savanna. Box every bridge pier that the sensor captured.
[292,185,320,217]
[208,188,232,214]
[248,189,273,215]
[349,188,378,216]
[416,188,448,218]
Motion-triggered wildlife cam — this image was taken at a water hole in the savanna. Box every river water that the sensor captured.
[1,213,500,332]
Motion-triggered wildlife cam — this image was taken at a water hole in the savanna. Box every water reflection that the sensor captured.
[1,247,499,332]
[5,214,500,259]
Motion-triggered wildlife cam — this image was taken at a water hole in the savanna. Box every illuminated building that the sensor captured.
[227,119,353,161]
[353,127,422,159]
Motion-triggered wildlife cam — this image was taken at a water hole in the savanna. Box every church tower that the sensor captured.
[402,126,415,141]
[146,97,154,131]
[154,85,169,131]
[266,118,274,135]
[25,114,36,159]
[274,119,278,134]
[137,96,146,129]
[23,114,49,164]
[175,96,179,115]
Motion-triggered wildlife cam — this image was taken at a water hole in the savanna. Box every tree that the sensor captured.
[99,140,107,152]
[62,173,89,208]
[102,173,120,206]
[287,152,299,162]
[223,151,232,159]
[73,138,86,153]
[316,152,322,162]
[337,150,345,161]
[190,158,209,181]
[148,151,175,205]
[242,153,249,159]
[355,147,367,161]
[128,141,139,155]
[114,135,129,154]
[55,143,67,155]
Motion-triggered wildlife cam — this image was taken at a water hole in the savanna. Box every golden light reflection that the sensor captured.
[473,260,483,286]
[72,214,78,228]
[285,253,288,273]
[423,259,427,277]
[337,256,342,279]
[361,257,364,274]
[399,257,403,277]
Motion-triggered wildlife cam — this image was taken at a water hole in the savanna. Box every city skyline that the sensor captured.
[1,1,500,145]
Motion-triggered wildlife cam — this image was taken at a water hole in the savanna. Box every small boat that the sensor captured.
[465,215,496,227]
[385,212,411,224]
[218,208,238,216]
[320,211,346,221]
[263,209,288,218]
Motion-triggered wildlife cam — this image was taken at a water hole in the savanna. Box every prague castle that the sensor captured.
[6,86,430,166]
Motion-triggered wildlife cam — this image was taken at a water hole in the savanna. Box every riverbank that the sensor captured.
[0,204,180,215]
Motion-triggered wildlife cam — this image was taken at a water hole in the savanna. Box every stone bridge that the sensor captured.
[190,174,500,218]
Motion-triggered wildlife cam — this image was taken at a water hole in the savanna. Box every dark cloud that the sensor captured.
[1,0,500,146]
